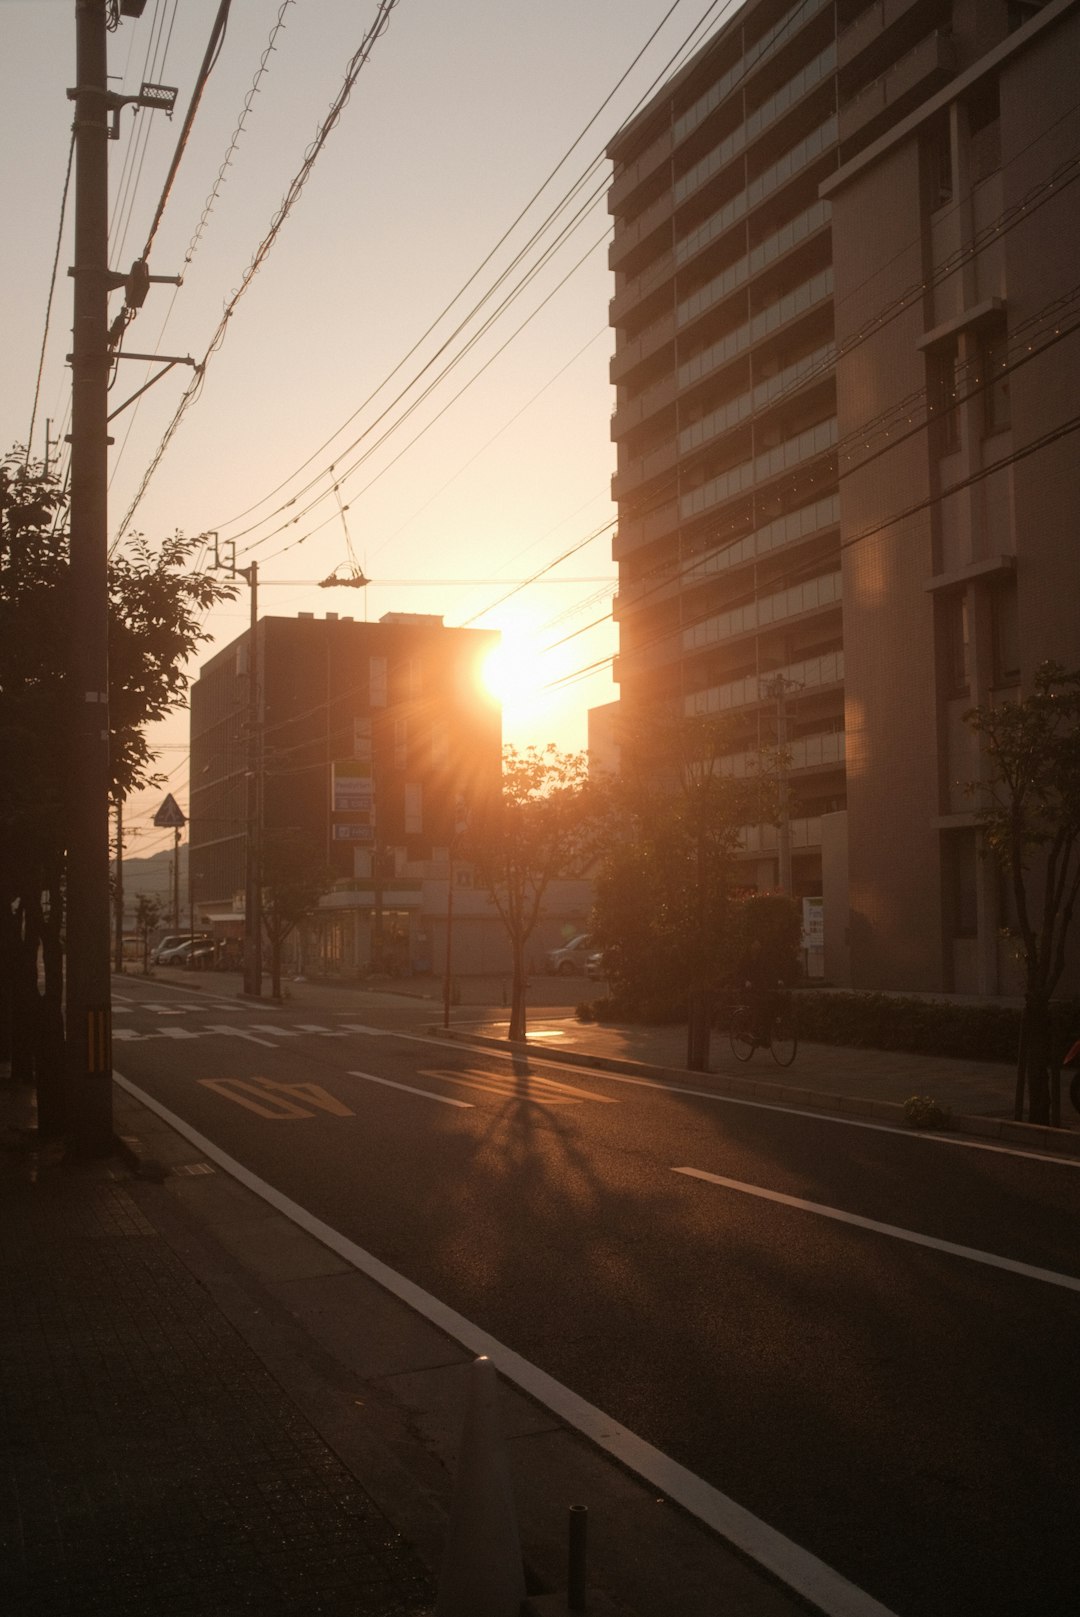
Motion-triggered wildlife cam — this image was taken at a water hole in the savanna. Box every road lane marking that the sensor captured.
[348,1070,472,1108]
[418,1067,580,1104]
[113,1070,898,1617]
[198,1078,355,1119]
[340,1023,393,1036]
[156,1027,200,1040]
[248,1024,299,1037]
[295,1023,346,1036]
[204,1023,278,1048]
[673,1168,1080,1293]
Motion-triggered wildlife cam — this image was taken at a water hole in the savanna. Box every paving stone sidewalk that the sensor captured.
[0,1082,434,1617]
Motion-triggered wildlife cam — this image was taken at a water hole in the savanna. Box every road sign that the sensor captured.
[153,792,186,828]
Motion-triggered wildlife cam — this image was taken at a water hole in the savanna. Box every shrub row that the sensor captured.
[791,991,1022,1062]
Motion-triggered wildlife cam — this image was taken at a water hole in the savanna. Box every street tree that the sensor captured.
[468,745,594,1042]
[966,662,1080,1124]
[0,452,235,1131]
[260,831,334,1001]
[592,714,753,1070]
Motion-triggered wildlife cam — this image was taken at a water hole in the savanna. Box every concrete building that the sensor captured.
[190,611,503,976]
[604,0,1078,991]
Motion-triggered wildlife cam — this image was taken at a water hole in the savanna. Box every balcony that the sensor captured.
[685,648,845,718]
[609,189,675,272]
[611,434,679,501]
[609,125,673,215]
[610,369,677,441]
[609,245,676,326]
[839,31,957,148]
[609,307,675,386]
[611,498,679,560]
[838,0,935,73]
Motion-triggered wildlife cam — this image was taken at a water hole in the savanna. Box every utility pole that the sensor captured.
[241,560,263,998]
[762,674,798,896]
[112,799,124,971]
[64,0,114,1155]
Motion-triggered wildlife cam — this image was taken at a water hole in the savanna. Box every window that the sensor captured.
[394,717,408,771]
[945,830,979,939]
[978,320,1010,435]
[925,116,953,210]
[992,576,1020,685]
[404,783,422,835]
[927,340,961,453]
[369,656,387,707]
[942,591,970,695]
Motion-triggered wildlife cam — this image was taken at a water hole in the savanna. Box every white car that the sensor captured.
[155,935,211,966]
[546,934,592,976]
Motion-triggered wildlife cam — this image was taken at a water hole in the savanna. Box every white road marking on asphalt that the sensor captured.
[348,1070,472,1108]
[113,1029,143,1042]
[204,1023,278,1048]
[248,1025,299,1037]
[156,1027,200,1040]
[112,1071,897,1617]
[673,1168,1080,1293]
[339,1023,393,1036]
[295,1023,345,1036]
[410,1035,1080,1168]
[417,1067,581,1105]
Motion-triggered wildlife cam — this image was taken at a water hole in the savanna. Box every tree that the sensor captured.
[592,715,753,1070]
[468,745,594,1043]
[134,894,162,973]
[965,662,1080,1124]
[260,831,334,1001]
[0,452,236,1133]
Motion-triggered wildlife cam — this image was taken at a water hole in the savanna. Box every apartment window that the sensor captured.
[978,320,1010,435]
[404,783,423,836]
[992,576,1020,685]
[945,830,979,939]
[369,655,387,707]
[927,340,961,453]
[942,591,970,695]
[925,116,953,210]
[394,717,408,771]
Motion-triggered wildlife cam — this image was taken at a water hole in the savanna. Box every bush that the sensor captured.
[904,1095,953,1129]
[792,991,1021,1062]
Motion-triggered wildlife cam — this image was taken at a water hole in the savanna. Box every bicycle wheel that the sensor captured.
[730,1006,755,1063]
[769,1008,798,1067]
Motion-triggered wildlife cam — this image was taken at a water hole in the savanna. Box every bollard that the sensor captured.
[435,1356,526,1617]
[567,1503,588,1611]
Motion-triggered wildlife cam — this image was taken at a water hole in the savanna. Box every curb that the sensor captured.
[430,1028,1080,1162]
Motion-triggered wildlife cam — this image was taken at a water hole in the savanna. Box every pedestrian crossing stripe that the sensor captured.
[416,1066,619,1106]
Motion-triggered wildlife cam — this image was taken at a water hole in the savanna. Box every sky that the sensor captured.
[2,0,737,862]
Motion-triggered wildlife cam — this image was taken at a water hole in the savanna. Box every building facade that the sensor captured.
[605,0,1077,991]
[190,611,502,975]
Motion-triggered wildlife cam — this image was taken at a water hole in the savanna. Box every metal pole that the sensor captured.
[64,0,113,1154]
[568,1504,588,1611]
[443,852,454,1029]
[172,825,180,929]
[242,561,262,996]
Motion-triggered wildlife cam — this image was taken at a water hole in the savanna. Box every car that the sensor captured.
[155,935,212,967]
[545,933,592,976]
[585,950,607,980]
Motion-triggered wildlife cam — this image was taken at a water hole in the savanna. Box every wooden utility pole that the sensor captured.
[113,799,124,971]
[241,561,263,997]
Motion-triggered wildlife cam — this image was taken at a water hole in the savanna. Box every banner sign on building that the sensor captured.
[333,759,373,814]
[333,823,374,842]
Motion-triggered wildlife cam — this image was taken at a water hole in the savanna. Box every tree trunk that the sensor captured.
[1022,992,1053,1125]
[508,938,528,1043]
[270,934,282,1002]
[36,874,67,1137]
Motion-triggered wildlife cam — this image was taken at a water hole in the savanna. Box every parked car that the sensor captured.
[545,933,592,976]
[155,935,212,967]
[585,950,607,980]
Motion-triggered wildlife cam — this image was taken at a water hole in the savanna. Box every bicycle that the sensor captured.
[729,989,798,1067]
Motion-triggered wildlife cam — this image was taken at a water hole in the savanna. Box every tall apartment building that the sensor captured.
[605,0,1076,991]
[189,612,501,974]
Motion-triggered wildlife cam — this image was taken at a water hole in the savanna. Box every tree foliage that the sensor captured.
[260,830,334,1001]
[0,452,236,1126]
[965,661,1080,1123]
[467,744,594,1041]
[591,714,755,1068]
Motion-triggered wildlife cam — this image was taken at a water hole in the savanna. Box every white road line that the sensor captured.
[249,1024,299,1037]
[156,1027,200,1041]
[339,1023,393,1036]
[295,1023,345,1036]
[204,1023,278,1048]
[114,1069,896,1617]
[348,1070,472,1108]
[406,1034,1080,1168]
[673,1168,1080,1293]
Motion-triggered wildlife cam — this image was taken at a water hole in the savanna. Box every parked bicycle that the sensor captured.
[729,987,798,1067]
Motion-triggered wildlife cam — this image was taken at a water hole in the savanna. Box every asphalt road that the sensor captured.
[111,975,1080,1617]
